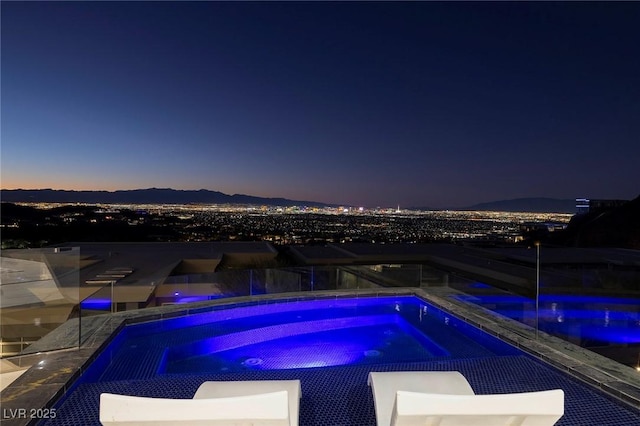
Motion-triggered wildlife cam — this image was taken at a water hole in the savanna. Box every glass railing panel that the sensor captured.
[152,264,434,306]
[1,247,80,357]
[260,268,303,294]
[80,286,114,314]
[444,246,640,369]
[156,270,250,305]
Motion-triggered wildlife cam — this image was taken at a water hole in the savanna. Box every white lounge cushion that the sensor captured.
[100,379,302,426]
[194,380,302,426]
[368,371,564,426]
[392,389,565,426]
[368,371,475,426]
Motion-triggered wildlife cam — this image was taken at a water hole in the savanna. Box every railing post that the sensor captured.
[111,280,115,313]
[535,242,540,340]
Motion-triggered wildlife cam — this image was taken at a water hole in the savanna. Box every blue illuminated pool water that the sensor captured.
[87,296,520,382]
[454,294,640,346]
[164,320,438,373]
[45,294,640,426]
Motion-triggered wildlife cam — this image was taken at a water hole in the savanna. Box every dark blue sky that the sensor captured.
[2,2,639,208]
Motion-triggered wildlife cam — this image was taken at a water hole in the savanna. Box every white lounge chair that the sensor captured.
[100,379,301,426]
[368,371,564,426]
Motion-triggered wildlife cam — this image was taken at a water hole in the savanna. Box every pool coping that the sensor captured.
[1,287,639,425]
[421,287,640,409]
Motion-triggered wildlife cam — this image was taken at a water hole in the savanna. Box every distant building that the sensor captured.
[520,222,567,233]
[575,198,590,215]
[575,198,628,215]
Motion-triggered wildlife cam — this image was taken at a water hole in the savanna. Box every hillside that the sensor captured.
[0,188,331,207]
[465,198,575,213]
[555,195,640,249]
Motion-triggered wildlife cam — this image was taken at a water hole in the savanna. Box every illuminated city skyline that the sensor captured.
[2,2,639,208]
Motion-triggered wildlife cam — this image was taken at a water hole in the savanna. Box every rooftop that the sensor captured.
[1,288,639,425]
[1,242,639,424]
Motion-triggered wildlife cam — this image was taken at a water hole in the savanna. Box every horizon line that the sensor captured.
[0,187,589,210]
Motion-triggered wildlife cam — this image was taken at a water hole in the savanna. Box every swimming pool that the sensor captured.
[85,296,520,381]
[41,293,640,426]
[454,293,640,346]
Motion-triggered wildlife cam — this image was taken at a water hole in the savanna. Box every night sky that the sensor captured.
[2,2,639,208]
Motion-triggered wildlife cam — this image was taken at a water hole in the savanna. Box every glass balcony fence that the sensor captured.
[1,250,430,363]
[2,245,638,375]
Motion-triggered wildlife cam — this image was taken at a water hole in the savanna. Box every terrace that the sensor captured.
[1,243,639,425]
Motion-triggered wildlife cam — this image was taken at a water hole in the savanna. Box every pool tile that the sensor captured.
[41,356,640,426]
[6,290,640,426]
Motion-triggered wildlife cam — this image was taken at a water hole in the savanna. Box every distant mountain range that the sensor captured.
[0,188,332,208]
[463,197,576,213]
[1,189,579,213]
[551,194,640,249]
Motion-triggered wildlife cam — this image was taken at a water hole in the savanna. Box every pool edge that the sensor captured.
[1,287,638,425]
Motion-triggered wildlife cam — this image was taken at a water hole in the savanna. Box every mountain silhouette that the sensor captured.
[464,198,575,213]
[0,188,333,207]
[554,195,640,249]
